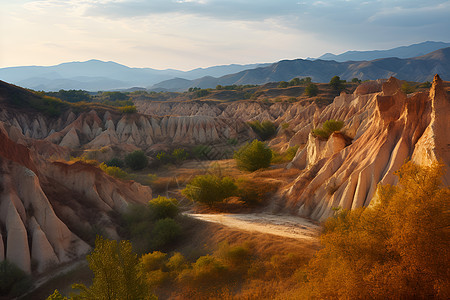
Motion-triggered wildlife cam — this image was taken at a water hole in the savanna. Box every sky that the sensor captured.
[1,0,450,70]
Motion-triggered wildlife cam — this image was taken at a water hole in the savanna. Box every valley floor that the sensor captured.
[187,212,319,241]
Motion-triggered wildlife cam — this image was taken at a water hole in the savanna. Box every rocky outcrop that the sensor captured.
[0,108,255,151]
[283,76,449,221]
[0,123,152,274]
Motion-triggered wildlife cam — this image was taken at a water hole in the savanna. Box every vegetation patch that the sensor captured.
[234,139,272,172]
[312,119,344,139]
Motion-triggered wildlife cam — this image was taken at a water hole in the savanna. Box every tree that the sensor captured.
[247,120,277,141]
[289,77,301,86]
[351,77,361,83]
[234,139,272,172]
[148,196,179,220]
[277,81,289,88]
[304,83,319,97]
[312,119,344,139]
[125,150,148,170]
[72,236,155,300]
[305,161,450,299]
[329,75,345,91]
[182,174,237,206]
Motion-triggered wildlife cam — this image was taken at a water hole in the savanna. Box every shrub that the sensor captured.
[304,83,319,97]
[351,78,361,83]
[0,260,32,297]
[150,218,182,249]
[172,148,188,165]
[329,75,346,91]
[401,82,415,94]
[148,196,179,220]
[289,77,301,86]
[272,145,299,163]
[119,105,137,114]
[99,163,128,179]
[277,81,289,88]
[70,237,153,300]
[234,140,272,172]
[312,119,344,139]
[247,120,277,141]
[191,145,212,160]
[227,138,238,146]
[182,174,238,206]
[236,178,277,206]
[105,157,124,168]
[305,161,450,299]
[156,151,172,165]
[125,150,148,170]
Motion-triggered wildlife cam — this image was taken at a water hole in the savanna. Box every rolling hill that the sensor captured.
[152,47,450,91]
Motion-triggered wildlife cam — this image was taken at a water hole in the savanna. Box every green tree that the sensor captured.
[306,161,450,299]
[234,139,272,172]
[304,83,319,97]
[312,119,344,139]
[150,218,182,250]
[148,196,179,220]
[125,150,148,170]
[329,75,345,91]
[289,77,301,86]
[182,174,237,206]
[72,236,154,300]
[351,77,361,83]
[247,120,277,141]
[278,81,289,88]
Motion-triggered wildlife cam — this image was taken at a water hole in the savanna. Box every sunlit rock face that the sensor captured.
[283,75,449,221]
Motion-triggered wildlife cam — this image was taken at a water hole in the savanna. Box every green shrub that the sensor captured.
[247,120,277,141]
[272,145,299,163]
[278,81,289,88]
[148,196,179,220]
[182,174,238,206]
[419,81,431,88]
[150,218,182,250]
[125,150,148,170]
[156,151,172,165]
[312,119,344,139]
[105,157,124,168]
[304,83,319,97]
[119,105,137,114]
[234,139,272,172]
[0,260,32,297]
[401,82,415,94]
[172,148,188,165]
[329,76,346,91]
[99,163,128,179]
[191,145,212,160]
[227,138,238,146]
[289,78,301,86]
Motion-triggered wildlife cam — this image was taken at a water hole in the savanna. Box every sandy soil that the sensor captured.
[187,212,321,241]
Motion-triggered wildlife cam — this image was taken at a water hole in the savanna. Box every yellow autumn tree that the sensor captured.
[305,161,450,299]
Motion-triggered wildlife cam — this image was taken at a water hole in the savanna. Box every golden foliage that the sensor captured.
[306,161,450,299]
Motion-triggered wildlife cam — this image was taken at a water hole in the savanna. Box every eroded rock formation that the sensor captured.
[283,75,449,221]
[0,122,151,274]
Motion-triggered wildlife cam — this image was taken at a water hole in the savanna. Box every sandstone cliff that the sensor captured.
[283,75,449,221]
[0,122,152,274]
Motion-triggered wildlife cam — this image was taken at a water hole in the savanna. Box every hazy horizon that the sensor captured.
[2,0,450,70]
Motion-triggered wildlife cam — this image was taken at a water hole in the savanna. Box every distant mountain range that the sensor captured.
[1,41,449,92]
[317,41,450,62]
[0,60,269,92]
[153,47,450,91]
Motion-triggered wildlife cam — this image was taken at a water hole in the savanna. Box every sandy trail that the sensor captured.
[187,213,321,240]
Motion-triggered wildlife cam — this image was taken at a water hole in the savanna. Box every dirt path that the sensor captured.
[187,213,321,240]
